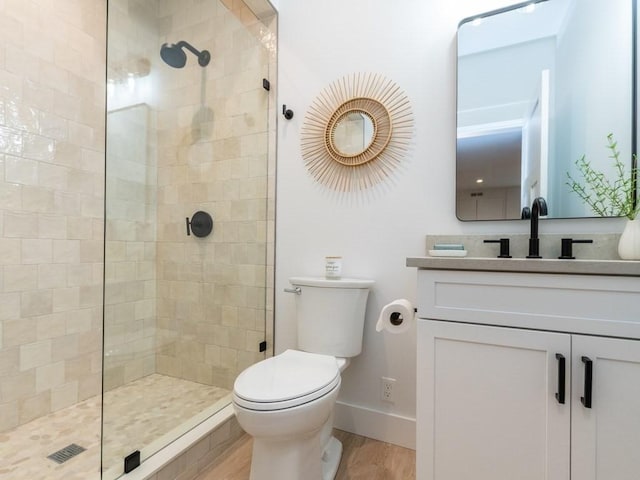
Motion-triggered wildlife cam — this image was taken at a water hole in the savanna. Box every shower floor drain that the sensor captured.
[47,443,86,464]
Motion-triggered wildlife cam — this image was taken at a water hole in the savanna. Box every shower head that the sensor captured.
[160,41,211,68]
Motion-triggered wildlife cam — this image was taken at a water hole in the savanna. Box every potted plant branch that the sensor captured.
[566,134,639,259]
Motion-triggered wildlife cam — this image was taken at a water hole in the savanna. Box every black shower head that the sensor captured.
[160,41,211,68]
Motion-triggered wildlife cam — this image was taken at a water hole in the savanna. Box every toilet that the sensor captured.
[232,276,374,480]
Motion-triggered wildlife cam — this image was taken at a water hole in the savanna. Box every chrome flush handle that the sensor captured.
[284,287,302,295]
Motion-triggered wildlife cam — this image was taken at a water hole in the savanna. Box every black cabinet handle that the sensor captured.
[555,353,566,404]
[581,356,593,408]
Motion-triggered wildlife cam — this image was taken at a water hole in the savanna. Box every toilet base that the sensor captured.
[249,431,343,480]
[322,435,343,480]
[250,430,342,480]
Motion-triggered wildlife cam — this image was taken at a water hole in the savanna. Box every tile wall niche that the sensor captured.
[0,0,106,432]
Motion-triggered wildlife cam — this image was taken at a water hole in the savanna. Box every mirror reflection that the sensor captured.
[332,110,375,156]
[456,0,635,220]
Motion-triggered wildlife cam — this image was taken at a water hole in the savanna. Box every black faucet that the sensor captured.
[526,197,548,258]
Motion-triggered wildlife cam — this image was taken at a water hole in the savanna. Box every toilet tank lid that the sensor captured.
[289,276,374,288]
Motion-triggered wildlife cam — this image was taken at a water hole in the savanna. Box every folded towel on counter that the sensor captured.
[432,243,465,250]
[428,249,468,257]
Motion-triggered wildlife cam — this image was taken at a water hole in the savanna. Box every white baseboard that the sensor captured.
[333,401,416,450]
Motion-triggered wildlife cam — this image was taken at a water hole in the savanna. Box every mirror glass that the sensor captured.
[456,0,636,220]
[332,110,375,156]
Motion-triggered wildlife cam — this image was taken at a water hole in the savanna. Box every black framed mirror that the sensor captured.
[456,0,637,220]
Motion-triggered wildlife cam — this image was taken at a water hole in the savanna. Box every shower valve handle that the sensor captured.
[185,211,213,237]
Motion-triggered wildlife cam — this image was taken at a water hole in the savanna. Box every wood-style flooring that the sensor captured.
[196,429,416,480]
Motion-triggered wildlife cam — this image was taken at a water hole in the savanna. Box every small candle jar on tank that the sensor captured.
[325,256,342,279]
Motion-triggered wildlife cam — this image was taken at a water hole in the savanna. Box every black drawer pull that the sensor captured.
[555,353,566,404]
[581,356,593,409]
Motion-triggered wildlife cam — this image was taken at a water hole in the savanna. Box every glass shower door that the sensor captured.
[103,0,275,476]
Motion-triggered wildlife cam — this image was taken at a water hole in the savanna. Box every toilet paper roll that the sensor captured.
[375,299,415,334]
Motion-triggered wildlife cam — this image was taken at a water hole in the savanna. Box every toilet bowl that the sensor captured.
[233,350,345,480]
[232,276,374,480]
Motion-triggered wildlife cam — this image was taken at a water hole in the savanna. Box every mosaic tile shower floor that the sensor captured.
[0,374,230,480]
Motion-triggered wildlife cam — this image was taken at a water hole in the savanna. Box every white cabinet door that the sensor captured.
[571,335,640,480]
[417,320,570,480]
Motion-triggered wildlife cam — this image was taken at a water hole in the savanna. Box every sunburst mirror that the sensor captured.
[301,73,414,191]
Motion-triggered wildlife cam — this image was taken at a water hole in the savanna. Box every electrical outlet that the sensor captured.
[381,377,396,403]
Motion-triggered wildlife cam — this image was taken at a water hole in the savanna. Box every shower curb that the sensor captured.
[104,405,242,480]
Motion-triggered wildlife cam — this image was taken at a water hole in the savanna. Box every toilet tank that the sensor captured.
[289,276,374,358]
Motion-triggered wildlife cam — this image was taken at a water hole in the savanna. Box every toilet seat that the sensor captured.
[233,350,340,411]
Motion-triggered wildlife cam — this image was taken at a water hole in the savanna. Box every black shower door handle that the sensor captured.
[555,353,565,404]
[581,356,593,409]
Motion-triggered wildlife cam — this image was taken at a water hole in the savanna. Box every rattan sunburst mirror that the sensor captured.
[301,73,414,191]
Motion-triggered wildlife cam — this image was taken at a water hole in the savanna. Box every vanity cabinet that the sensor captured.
[415,269,640,480]
[418,320,570,480]
[569,335,640,480]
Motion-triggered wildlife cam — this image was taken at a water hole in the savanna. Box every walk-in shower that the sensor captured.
[0,0,277,478]
[160,41,211,68]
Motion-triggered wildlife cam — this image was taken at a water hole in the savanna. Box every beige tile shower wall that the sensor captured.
[0,0,105,432]
[154,0,275,390]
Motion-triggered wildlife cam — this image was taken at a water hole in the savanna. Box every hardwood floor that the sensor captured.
[333,429,416,480]
[195,432,252,480]
[195,429,416,480]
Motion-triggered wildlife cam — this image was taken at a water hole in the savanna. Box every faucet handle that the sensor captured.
[484,238,512,258]
[558,238,594,259]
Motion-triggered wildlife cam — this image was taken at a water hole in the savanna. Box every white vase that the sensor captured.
[618,218,640,260]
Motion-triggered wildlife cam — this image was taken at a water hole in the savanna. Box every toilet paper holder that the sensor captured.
[376,300,417,334]
[390,311,403,326]
[390,308,417,325]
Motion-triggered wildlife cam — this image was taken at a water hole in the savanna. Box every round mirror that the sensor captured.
[331,110,375,156]
[300,73,414,191]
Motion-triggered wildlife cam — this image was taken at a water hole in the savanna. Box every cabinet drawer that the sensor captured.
[417,270,640,339]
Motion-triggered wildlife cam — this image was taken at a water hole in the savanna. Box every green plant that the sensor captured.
[566,134,639,220]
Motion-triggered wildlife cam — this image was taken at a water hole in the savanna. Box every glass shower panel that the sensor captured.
[103,104,160,469]
[103,0,274,476]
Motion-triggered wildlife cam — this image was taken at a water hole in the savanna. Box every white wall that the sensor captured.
[275,0,627,448]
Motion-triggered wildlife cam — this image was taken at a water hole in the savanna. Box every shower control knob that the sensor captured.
[186,211,213,237]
